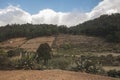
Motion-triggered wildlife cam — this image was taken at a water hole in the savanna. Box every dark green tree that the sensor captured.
[36,43,52,65]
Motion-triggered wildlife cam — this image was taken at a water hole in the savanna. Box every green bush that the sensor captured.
[107,69,120,78]
[36,43,52,65]
[16,53,36,69]
[7,48,25,57]
[0,53,11,69]
[48,57,72,70]
[7,50,16,57]
[0,49,5,54]
[9,51,44,70]
[75,55,105,74]
[60,43,72,50]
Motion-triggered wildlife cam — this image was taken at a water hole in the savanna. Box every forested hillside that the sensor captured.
[0,13,120,42]
[70,13,120,42]
[0,24,58,41]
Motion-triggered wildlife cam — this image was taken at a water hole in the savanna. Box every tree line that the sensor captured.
[69,13,120,42]
[0,13,120,42]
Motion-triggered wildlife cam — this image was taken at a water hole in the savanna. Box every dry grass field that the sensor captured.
[55,34,105,47]
[20,36,55,51]
[0,36,55,52]
[0,34,120,53]
[0,38,27,48]
[0,70,118,80]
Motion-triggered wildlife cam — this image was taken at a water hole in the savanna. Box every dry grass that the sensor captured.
[103,66,120,71]
[0,34,120,53]
[95,52,120,56]
[55,34,120,53]
[0,36,55,52]
[20,36,55,52]
[0,38,26,48]
[0,70,118,80]
[0,38,27,52]
[55,34,105,47]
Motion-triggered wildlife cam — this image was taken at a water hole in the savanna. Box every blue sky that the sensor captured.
[0,0,102,14]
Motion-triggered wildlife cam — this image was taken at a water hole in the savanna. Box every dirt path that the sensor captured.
[0,70,118,80]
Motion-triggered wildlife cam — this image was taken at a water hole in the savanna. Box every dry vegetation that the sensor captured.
[55,34,105,47]
[0,70,118,80]
[55,34,120,49]
[103,66,120,71]
[20,36,55,51]
[0,35,120,79]
[0,36,55,52]
[0,34,120,53]
[0,38,27,48]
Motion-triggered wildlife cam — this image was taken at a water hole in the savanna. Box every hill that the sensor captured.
[0,13,120,43]
[70,13,120,42]
[55,34,120,53]
[0,34,120,53]
[0,36,55,52]
[0,70,118,80]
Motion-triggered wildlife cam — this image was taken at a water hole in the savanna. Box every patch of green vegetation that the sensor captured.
[107,69,120,78]
[74,55,105,74]
[48,56,73,70]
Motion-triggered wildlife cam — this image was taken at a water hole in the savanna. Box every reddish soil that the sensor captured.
[0,70,118,80]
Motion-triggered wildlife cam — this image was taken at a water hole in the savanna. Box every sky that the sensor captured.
[0,0,120,27]
[0,0,102,14]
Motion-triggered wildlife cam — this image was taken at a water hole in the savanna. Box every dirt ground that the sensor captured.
[0,70,118,80]
[0,36,55,52]
[20,36,55,51]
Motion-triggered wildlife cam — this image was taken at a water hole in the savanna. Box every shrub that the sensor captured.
[48,57,72,70]
[16,52,36,70]
[7,50,16,57]
[107,69,120,78]
[0,49,5,54]
[0,53,11,69]
[60,43,72,50]
[75,55,105,74]
[7,48,25,57]
[36,43,52,65]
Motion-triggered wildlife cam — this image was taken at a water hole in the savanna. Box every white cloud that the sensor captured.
[0,0,120,27]
[88,0,120,19]
[32,9,61,25]
[32,9,87,26]
[0,5,31,26]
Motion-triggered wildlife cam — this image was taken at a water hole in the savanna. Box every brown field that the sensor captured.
[0,34,120,53]
[0,38,26,48]
[55,34,105,47]
[0,70,118,80]
[55,34,120,48]
[20,36,55,51]
[0,36,55,52]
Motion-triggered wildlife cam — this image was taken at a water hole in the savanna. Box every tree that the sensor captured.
[36,43,52,65]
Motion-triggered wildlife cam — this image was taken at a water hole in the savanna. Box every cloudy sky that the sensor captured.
[0,0,120,27]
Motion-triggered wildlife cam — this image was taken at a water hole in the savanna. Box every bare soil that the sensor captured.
[0,38,26,48]
[0,36,55,52]
[0,70,118,80]
[20,36,55,51]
